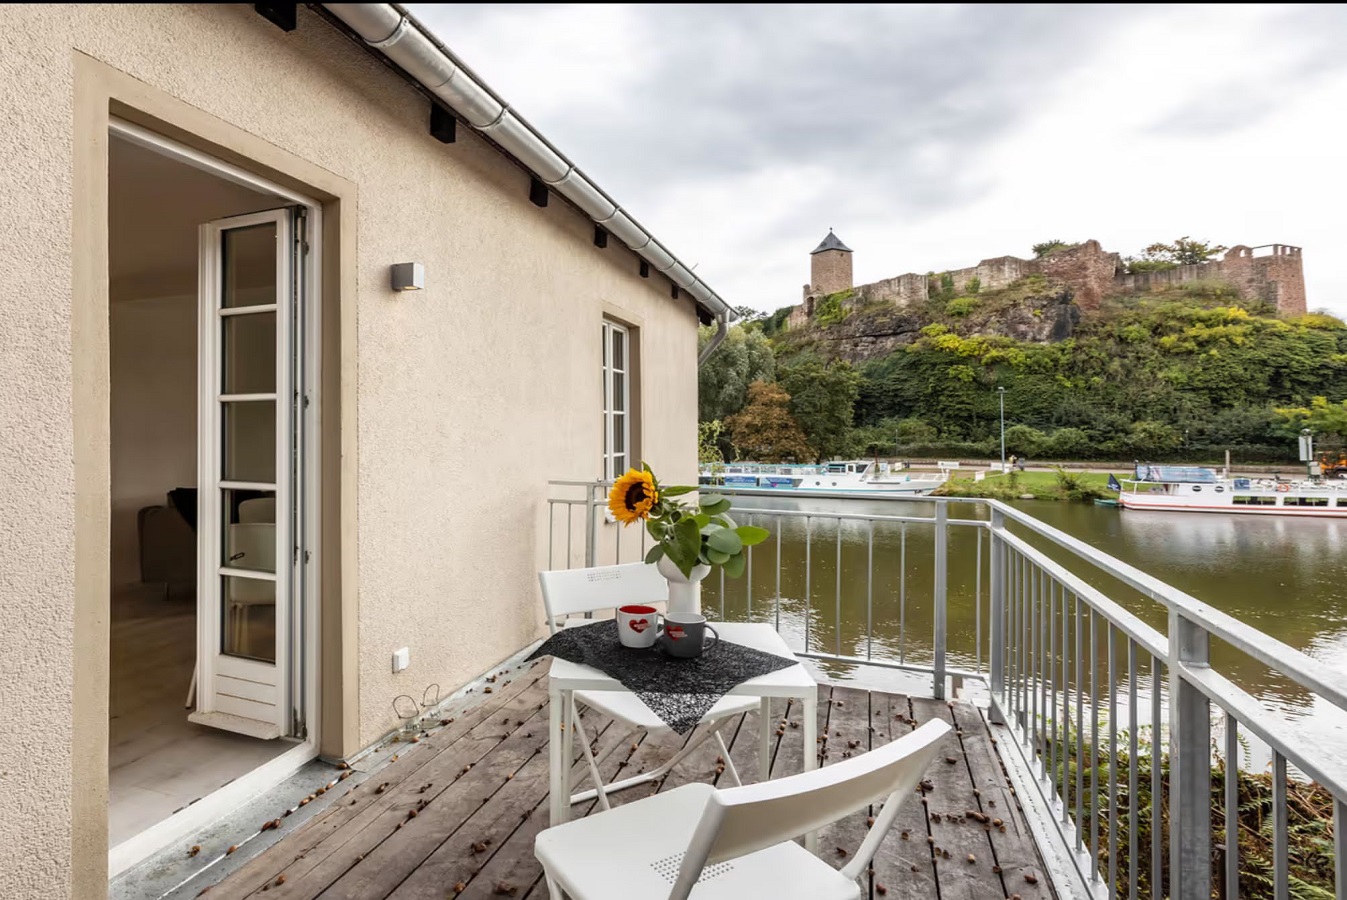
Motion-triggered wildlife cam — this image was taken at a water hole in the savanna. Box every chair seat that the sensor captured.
[536,783,860,900]
[575,689,759,732]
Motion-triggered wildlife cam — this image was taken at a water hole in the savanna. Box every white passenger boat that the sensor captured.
[1116,464,1347,517]
[700,460,945,496]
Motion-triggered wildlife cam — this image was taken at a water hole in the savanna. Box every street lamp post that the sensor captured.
[997,386,1007,471]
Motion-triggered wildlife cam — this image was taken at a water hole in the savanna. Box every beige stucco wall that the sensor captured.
[0,4,700,897]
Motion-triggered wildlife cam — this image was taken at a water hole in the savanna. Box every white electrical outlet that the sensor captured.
[392,647,410,673]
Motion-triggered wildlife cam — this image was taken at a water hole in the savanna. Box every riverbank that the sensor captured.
[934,469,1123,502]
[902,457,1307,476]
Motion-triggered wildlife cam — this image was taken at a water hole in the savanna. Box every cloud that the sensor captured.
[415,4,1135,214]
[408,4,1347,315]
[1146,5,1347,137]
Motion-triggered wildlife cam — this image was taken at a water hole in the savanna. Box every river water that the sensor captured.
[701,493,1347,754]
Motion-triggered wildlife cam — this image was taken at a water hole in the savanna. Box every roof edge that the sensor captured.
[319,3,734,321]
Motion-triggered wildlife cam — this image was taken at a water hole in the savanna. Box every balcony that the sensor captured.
[168,485,1346,900]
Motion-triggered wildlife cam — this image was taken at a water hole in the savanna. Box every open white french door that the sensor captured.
[191,208,308,740]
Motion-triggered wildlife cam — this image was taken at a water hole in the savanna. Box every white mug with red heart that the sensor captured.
[616,604,661,649]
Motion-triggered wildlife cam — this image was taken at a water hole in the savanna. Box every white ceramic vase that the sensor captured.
[656,554,711,616]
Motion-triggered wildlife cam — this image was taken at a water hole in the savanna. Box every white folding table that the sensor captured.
[546,621,820,851]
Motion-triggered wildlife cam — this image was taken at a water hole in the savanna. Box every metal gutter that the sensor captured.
[320,3,735,325]
[697,312,730,367]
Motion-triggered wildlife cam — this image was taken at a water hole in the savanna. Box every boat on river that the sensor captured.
[700,460,946,495]
[1116,464,1347,517]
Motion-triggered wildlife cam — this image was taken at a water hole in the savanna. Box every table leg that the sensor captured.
[759,698,771,781]
[560,691,575,819]
[548,682,565,826]
[801,687,819,853]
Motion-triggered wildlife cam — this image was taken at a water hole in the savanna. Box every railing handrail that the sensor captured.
[722,505,986,529]
[996,529,1168,661]
[984,498,1347,715]
[1179,664,1347,797]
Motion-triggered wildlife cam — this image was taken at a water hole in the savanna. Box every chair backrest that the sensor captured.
[669,718,951,900]
[537,563,668,633]
[238,496,275,523]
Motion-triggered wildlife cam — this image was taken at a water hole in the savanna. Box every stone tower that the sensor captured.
[810,229,853,296]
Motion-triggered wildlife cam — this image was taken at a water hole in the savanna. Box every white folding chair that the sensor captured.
[538,563,758,811]
[535,718,951,899]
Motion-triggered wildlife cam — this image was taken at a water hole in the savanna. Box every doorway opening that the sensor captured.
[107,124,320,871]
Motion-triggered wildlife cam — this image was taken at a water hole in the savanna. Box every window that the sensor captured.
[601,320,630,481]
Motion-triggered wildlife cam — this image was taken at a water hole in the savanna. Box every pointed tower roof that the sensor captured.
[810,229,852,254]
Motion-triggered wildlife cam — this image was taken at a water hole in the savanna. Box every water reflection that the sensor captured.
[703,494,1347,750]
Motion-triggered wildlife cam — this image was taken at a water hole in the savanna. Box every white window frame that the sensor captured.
[601,320,631,481]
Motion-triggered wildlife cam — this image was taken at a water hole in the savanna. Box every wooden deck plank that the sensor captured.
[383,705,627,900]
[911,698,1008,900]
[769,687,825,791]
[315,701,557,899]
[202,683,1055,900]
[950,703,1051,898]
[203,667,548,900]
[816,685,876,896]
[451,705,683,899]
[871,692,940,900]
[236,678,554,900]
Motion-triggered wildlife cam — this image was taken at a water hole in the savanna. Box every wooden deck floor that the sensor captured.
[204,664,1052,900]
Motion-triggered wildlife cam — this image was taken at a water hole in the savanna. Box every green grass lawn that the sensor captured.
[935,469,1125,502]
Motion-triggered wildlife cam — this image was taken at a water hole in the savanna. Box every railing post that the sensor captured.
[933,503,947,700]
[988,508,1005,724]
[1169,610,1212,900]
[584,481,599,569]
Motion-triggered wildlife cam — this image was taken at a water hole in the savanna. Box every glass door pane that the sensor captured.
[221,575,277,663]
[222,223,278,308]
[223,313,277,393]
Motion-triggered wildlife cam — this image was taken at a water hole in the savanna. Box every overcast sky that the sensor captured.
[409,4,1347,316]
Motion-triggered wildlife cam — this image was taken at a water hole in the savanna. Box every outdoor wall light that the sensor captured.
[390,262,425,292]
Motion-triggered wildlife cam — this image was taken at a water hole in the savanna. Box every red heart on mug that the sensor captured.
[667,626,686,640]
[628,618,650,633]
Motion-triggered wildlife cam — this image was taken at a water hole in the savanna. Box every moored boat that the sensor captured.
[1116,464,1347,517]
[701,460,946,495]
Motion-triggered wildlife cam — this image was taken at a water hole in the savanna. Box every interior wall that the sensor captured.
[109,293,196,588]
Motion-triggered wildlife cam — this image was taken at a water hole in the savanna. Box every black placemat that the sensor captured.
[527,620,798,734]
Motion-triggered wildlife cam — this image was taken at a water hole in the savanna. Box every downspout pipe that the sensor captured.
[697,311,730,368]
[321,3,736,325]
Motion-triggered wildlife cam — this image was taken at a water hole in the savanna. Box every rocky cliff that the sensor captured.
[777,275,1080,364]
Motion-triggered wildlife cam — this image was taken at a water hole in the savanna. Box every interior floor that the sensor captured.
[109,585,289,848]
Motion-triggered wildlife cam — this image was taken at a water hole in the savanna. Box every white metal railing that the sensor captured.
[544,480,1347,900]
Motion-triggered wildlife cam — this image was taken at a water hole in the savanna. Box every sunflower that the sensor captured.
[609,469,658,524]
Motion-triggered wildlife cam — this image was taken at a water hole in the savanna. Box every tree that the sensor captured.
[1032,240,1070,258]
[724,381,813,462]
[1045,427,1091,458]
[1124,236,1228,273]
[1003,424,1047,457]
[698,420,727,466]
[778,356,862,461]
[697,325,775,422]
[1275,397,1347,444]
[1127,420,1183,456]
[895,417,938,447]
